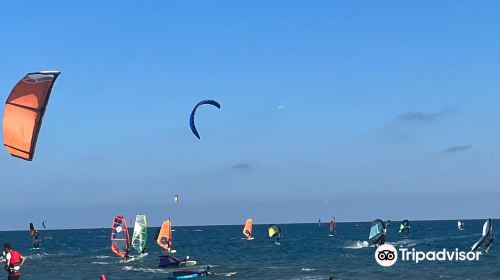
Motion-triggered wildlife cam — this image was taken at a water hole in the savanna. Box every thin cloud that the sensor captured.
[397,111,438,122]
[443,145,472,154]
[395,108,457,123]
[231,163,251,169]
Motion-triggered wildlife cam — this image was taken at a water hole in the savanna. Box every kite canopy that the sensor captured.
[243,218,253,239]
[111,215,130,258]
[189,99,220,139]
[3,71,60,160]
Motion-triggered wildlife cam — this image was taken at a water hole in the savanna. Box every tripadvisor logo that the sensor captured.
[375,244,398,267]
[374,245,482,266]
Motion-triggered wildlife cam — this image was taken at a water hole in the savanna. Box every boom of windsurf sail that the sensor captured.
[29,223,41,248]
[471,218,494,253]
[243,218,253,239]
[368,219,386,246]
[3,71,60,161]
[157,219,173,252]
[132,214,147,254]
[399,220,410,234]
[111,215,130,258]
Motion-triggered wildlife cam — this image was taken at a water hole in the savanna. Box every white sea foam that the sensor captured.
[92,255,111,259]
[122,266,169,273]
[344,240,369,249]
[301,268,316,271]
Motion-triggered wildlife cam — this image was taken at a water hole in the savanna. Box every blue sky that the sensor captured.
[1,1,500,230]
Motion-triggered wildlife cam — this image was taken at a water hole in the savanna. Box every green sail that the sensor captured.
[132,214,147,254]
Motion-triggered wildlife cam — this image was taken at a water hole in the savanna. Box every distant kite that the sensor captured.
[189,100,220,139]
[3,71,60,160]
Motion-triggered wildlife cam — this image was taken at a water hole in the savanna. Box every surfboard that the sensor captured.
[241,237,254,240]
[179,260,197,267]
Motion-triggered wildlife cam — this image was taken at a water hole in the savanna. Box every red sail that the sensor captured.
[111,215,130,258]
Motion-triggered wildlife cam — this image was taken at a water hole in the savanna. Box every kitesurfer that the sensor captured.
[3,243,25,280]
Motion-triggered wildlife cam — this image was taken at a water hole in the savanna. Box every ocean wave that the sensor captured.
[91,255,111,259]
[92,261,109,265]
[289,276,326,280]
[25,254,43,260]
[301,268,316,271]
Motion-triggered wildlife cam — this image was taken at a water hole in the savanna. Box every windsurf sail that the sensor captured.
[268,224,282,242]
[42,220,47,229]
[243,218,253,239]
[329,217,336,236]
[471,218,494,253]
[157,219,173,252]
[111,215,130,258]
[458,220,464,230]
[3,71,60,161]
[174,194,179,204]
[132,214,147,254]
[29,223,41,248]
[399,219,410,234]
[189,99,221,139]
[368,219,386,246]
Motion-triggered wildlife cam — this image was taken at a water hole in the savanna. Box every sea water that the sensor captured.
[0,220,498,279]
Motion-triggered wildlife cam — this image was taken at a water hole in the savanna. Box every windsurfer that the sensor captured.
[3,243,25,280]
